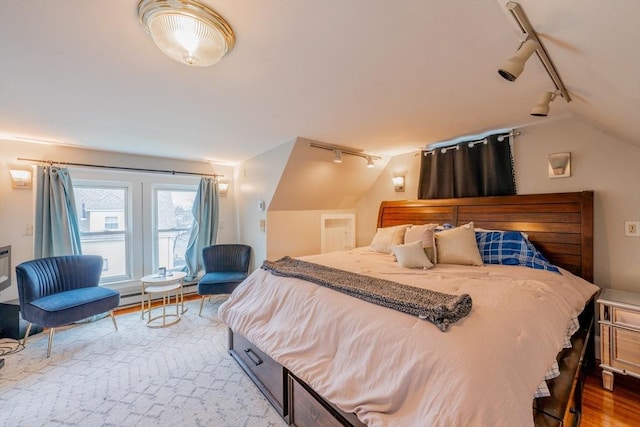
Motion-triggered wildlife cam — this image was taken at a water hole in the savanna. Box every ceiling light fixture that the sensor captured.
[499,2,571,117]
[531,91,559,117]
[333,150,343,163]
[366,156,375,168]
[498,39,538,81]
[309,143,382,168]
[137,0,235,67]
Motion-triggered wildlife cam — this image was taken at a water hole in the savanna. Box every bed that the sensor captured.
[219,191,599,427]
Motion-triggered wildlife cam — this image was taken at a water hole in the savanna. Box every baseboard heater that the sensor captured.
[117,283,198,309]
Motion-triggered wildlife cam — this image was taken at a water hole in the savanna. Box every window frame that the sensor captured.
[73,179,133,284]
[152,184,198,274]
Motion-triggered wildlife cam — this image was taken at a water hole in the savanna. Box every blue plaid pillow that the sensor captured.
[475,230,560,273]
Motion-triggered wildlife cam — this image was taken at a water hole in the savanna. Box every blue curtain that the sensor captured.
[184,177,219,281]
[34,166,82,258]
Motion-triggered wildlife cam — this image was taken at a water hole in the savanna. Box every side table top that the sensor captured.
[141,271,187,284]
[597,288,640,310]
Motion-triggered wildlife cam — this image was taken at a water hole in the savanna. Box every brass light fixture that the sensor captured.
[137,0,235,67]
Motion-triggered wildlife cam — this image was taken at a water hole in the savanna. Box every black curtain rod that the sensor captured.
[17,157,223,178]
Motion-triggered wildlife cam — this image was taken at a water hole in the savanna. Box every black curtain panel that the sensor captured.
[418,133,516,199]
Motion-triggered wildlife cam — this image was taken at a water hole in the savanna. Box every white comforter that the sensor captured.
[219,248,599,427]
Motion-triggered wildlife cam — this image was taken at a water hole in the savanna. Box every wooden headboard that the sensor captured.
[377,191,594,282]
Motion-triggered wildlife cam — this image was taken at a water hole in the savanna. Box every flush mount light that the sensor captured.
[531,91,560,117]
[137,0,235,67]
[498,39,538,81]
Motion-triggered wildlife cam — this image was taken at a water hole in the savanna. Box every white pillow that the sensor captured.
[392,240,434,269]
[404,224,438,263]
[369,224,411,254]
[435,222,483,266]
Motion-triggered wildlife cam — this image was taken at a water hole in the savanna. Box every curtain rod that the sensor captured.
[17,158,223,178]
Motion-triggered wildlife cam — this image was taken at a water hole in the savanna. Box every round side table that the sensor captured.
[140,271,187,328]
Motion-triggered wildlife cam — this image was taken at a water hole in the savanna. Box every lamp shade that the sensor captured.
[138,0,235,67]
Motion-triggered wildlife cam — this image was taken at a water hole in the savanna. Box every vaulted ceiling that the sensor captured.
[1,0,638,164]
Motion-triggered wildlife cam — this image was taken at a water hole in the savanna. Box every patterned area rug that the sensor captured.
[0,298,286,427]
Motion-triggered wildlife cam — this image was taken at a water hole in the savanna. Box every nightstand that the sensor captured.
[597,288,640,390]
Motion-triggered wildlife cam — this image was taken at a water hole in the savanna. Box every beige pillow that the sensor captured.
[392,240,434,269]
[369,224,412,254]
[404,224,438,264]
[435,222,483,266]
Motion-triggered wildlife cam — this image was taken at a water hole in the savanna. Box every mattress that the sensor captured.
[219,247,599,427]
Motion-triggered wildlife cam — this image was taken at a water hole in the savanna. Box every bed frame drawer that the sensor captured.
[288,374,365,427]
[229,330,288,417]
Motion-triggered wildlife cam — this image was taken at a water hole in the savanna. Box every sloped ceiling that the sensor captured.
[0,0,638,165]
[270,137,389,210]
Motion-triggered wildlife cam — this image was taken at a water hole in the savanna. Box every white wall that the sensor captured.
[355,151,421,247]
[0,139,237,302]
[235,139,296,269]
[267,210,357,260]
[354,117,640,293]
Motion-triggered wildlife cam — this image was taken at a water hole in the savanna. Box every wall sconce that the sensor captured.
[218,181,229,196]
[548,152,571,178]
[10,169,33,189]
[392,176,405,192]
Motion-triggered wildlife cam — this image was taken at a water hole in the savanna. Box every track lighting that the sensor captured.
[498,39,538,81]
[531,91,559,117]
[333,150,343,163]
[498,1,571,118]
[310,142,381,168]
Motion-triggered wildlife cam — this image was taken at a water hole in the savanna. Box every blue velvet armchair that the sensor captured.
[15,255,120,357]
[197,244,251,316]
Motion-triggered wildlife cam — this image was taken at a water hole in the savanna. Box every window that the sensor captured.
[154,187,197,272]
[104,216,119,230]
[72,170,199,290]
[74,183,130,283]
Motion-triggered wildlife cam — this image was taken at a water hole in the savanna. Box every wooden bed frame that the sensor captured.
[229,191,597,427]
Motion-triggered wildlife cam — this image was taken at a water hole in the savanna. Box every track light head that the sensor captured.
[333,150,343,163]
[498,39,539,81]
[366,156,375,168]
[531,91,559,117]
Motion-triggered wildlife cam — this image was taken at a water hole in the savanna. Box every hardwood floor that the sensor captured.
[582,369,640,427]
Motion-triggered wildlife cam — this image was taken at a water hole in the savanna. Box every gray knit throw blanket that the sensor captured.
[262,257,472,332]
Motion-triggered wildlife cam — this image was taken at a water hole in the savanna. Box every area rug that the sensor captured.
[0,298,286,427]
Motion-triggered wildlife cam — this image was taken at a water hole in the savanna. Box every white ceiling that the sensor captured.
[1,0,638,164]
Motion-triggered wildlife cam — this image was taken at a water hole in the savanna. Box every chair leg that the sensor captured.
[109,310,118,331]
[199,296,205,316]
[21,322,33,347]
[46,327,56,358]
